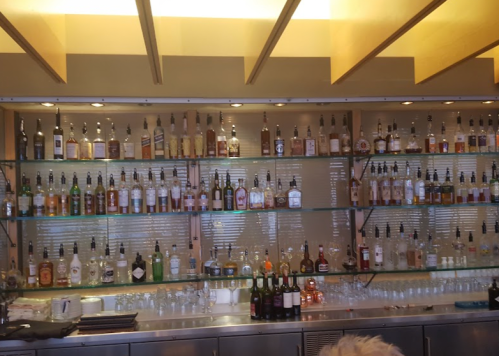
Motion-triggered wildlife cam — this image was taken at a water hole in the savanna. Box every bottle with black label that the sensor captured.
[209,246,222,277]
[274,124,285,157]
[261,272,273,320]
[223,170,234,211]
[132,253,146,283]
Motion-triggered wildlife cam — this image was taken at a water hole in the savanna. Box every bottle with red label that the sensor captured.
[314,245,329,273]
[359,228,370,270]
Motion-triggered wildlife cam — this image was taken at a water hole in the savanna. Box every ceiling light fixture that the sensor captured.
[274,103,287,107]
[400,101,413,105]
[482,101,495,104]
[40,102,55,107]
[442,101,454,105]
[316,102,330,106]
[230,103,243,107]
[91,103,105,107]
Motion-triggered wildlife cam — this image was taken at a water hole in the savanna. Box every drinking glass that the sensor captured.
[228,280,237,306]
[208,290,217,313]
[328,241,341,271]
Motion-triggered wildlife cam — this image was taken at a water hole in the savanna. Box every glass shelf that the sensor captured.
[356,202,499,211]
[3,264,499,293]
[355,151,499,160]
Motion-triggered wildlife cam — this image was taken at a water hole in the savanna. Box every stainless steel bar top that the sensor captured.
[2,305,499,351]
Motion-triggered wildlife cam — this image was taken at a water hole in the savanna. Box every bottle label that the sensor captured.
[418,186,425,200]
[273,295,283,308]
[123,142,135,158]
[18,196,30,212]
[415,251,422,268]
[102,266,114,283]
[119,190,129,208]
[57,262,67,275]
[170,259,180,275]
[33,195,45,208]
[29,263,37,276]
[480,244,490,256]
[404,182,414,201]
[80,144,92,159]
[182,138,192,157]
[54,135,63,155]
[207,142,216,156]
[94,142,106,159]
[291,139,303,156]
[195,136,204,157]
[478,135,487,147]
[318,263,328,272]
[341,135,351,153]
[350,186,359,202]
[210,266,221,276]
[89,263,99,280]
[392,185,403,200]
[154,133,164,146]
[217,140,227,156]
[213,199,222,210]
[382,186,391,200]
[318,137,328,154]
[71,194,80,214]
[468,135,477,147]
[39,267,52,285]
[375,140,386,152]
[224,192,233,210]
[283,293,292,308]
[275,196,287,208]
[132,267,144,280]
[288,192,301,208]
[185,197,196,208]
[107,191,118,212]
[292,291,300,306]
[305,139,316,156]
[84,193,94,213]
[141,137,151,147]
[274,139,285,156]
[456,134,465,143]
[330,138,340,153]
[426,253,437,267]
[393,139,401,151]
[362,249,370,261]
[146,189,156,206]
[223,267,235,276]
[117,260,127,268]
[487,134,495,148]
[375,246,383,264]
[235,189,247,209]
[250,303,256,317]
[70,264,81,283]
[262,142,270,155]
[171,186,181,200]
[96,192,105,212]
[66,143,78,159]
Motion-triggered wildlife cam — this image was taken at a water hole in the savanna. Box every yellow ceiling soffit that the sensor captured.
[411,0,499,84]
[329,0,444,85]
[136,0,163,84]
[0,0,67,83]
[244,0,301,85]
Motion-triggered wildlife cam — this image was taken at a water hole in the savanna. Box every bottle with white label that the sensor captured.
[70,242,82,285]
[329,114,340,156]
[66,123,79,160]
[209,246,222,277]
[33,171,46,217]
[187,239,197,277]
[282,271,293,318]
[170,166,182,212]
[102,244,114,284]
[183,180,196,212]
[425,234,438,270]
[26,241,37,288]
[157,168,168,213]
[132,253,146,283]
[212,169,223,211]
[303,125,317,156]
[131,168,143,214]
[145,168,156,213]
[87,237,100,286]
[118,168,130,214]
[197,178,209,211]
[170,244,181,278]
[397,223,408,270]
[53,108,64,159]
[56,244,68,287]
[403,162,414,205]
[93,122,106,159]
[372,225,383,270]
[123,124,135,159]
[116,243,129,284]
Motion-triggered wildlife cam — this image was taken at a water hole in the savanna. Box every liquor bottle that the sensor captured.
[250,271,262,320]
[118,168,130,214]
[261,112,271,156]
[354,125,371,155]
[318,115,329,156]
[397,223,408,270]
[468,172,479,203]
[479,220,491,262]
[100,244,114,284]
[5,258,21,290]
[241,249,253,276]
[2,180,15,218]
[154,115,165,159]
[384,223,395,270]
[424,113,436,153]
[391,162,403,205]
[291,271,301,316]
[359,240,370,271]
[424,169,434,205]
[260,248,274,274]
[274,178,287,209]
[405,121,422,153]
[385,124,394,153]
[272,273,284,319]
[132,253,146,283]
[116,243,128,284]
[392,119,402,154]
[131,168,143,214]
[93,122,106,159]
[274,124,285,157]
[329,114,340,156]
[25,241,37,288]
[87,237,100,286]
[373,119,386,154]
[141,118,152,159]
[349,167,361,207]
[209,246,222,276]
[145,168,156,213]
[480,172,491,203]
[105,122,119,159]
[478,116,487,152]
[122,124,135,159]
[441,168,455,204]
[204,249,214,275]
[373,225,383,270]
[278,248,291,275]
[212,169,223,211]
[433,169,442,204]
[261,272,273,320]
[487,115,496,152]
[194,112,204,158]
[54,244,68,287]
[194,178,209,211]
[187,238,197,277]
[300,240,314,273]
[79,122,93,159]
[489,279,499,310]
[304,125,317,156]
[95,171,106,215]
[403,162,414,205]
[181,113,191,158]
[222,171,234,211]
[439,122,449,153]
[53,108,64,159]
[368,162,379,206]
[64,123,78,160]
[183,180,196,212]
[340,114,352,155]
[281,270,293,318]
[425,234,437,270]
[453,227,466,267]
[380,162,391,206]
[407,231,417,269]
[106,174,118,214]
[228,125,240,157]
[216,112,227,157]
[38,247,53,287]
[314,244,329,273]
[44,170,57,216]
[33,118,45,160]
[456,172,468,204]
[158,168,168,212]
[56,172,68,216]
[467,231,477,265]
[83,172,95,215]
[264,171,275,209]
[70,242,82,285]
[33,171,46,217]
[494,221,499,258]
[206,114,216,157]
[18,173,33,217]
[170,166,182,212]
[152,241,164,282]
[491,161,499,203]
[249,174,264,210]
[223,243,238,276]
[287,176,302,209]
[69,172,81,216]
[17,118,28,160]
[290,125,304,156]
[234,178,248,210]
[455,112,466,153]
[468,118,477,152]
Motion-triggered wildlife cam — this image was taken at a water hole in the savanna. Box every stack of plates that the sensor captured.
[77,312,138,334]
[51,294,82,321]
[81,298,102,315]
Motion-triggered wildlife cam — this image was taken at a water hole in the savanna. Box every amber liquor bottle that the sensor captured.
[206,114,216,157]
[261,112,271,156]
[274,124,285,157]
[300,240,314,273]
[38,247,53,288]
[108,122,120,159]
[141,118,152,159]
[107,174,118,214]
[314,245,329,273]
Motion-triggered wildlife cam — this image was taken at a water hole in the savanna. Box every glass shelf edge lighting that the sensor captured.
[4,265,499,293]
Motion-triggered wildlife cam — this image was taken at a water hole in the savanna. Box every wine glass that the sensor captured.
[228,280,237,306]
[208,290,217,313]
[328,241,341,271]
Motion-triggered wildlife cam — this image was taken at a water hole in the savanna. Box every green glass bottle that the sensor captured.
[95,171,106,215]
[18,172,33,217]
[152,240,164,282]
[70,172,81,216]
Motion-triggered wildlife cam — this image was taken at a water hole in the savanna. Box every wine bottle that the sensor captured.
[250,271,262,320]
[282,270,293,318]
[291,271,301,316]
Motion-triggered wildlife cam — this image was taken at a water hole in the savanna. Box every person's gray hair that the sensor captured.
[319,335,404,356]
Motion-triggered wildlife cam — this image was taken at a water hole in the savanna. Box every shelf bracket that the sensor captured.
[355,155,372,163]
[363,272,377,288]
[0,163,13,181]
[358,156,372,181]
[0,221,16,247]
[358,207,375,233]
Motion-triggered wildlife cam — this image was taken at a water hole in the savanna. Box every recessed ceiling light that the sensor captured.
[91,103,105,107]
[230,103,243,107]
[316,102,330,106]
[442,101,454,105]
[41,102,55,107]
[482,101,495,104]
[274,103,287,107]
[400,101,413,105]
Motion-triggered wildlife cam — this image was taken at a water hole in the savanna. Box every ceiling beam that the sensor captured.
[329,0,444,85]
[244,0,301,85]
[412,0,499,84]
[136,0,163,85]
[0,2,66,83]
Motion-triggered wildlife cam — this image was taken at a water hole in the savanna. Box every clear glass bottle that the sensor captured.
[467,232,477,265]
[414,167,425,205]
[197,178,209,211]
[468,118,477,152]
[274,178,287,209]
[228,125,240,157]
[212,169,223,211]
[479,220,491,263]
[123,124,135,159]
[340,114,351,155]
[66,123,78,160]
[478,116,487,152]
[223,243,238,277]
[6,258,23,289]
[216,111,227,157]
[169,113,179,159]
[241,249,253,276]
[380,162,391,206]
[181,113,191,158]
[58,172,69,216]
[187,239,197,277]
[55,244,68,287]
[87,237,100,286]
[154,115,165,159]
[195,112,204,158]
[405,121,422,153]
[79,122,93,160]
[425,234,438,270]
[390,162,403,206]
[396,223,408,270]
[454,112,466,153]
[403,162,414,205]
[261,112,271,156]
[373,119,386,154]
[480,172,491,203]
[204,249,214,275]
[95,171,106,215]
[384,223,395,270]
[274,124,285,157]
[26,241,37,288]
[170,244,181,278]
[456,172,468,204]
[487,115,496,152]
[368,162,380,206]
[468,172,479,203]
[439,122,449,153]
[46,170,58,217]
[304,125,317,156]
[118,167,130,214]
[152,241,164,282]
[17,118,28,161]
[131,168,143,214]
[329,114,340,156]
[184,180,196,212]
[491,161,499,203]
[264,171,275,209]
[2,180,15,218]
[108,122,120,159]
[278,248,291,275]
[354,125,371,155]
[385,124,394,153]
[290,125,304,156]
[249,174,264,210]
[33,171,46,217]
[442,168,455,205]
[206,114,216,158]
[392,119,402,154]
[235,178,248,210]
[102,244,114,284]
[209,246,222,277]
[373,225,383,270]
[157,168,168,213]
[145,168,156,213]
[116,243,128,284]
[141,118,152,159]
[93,122,106,159]
[453,227,466,267]
[170,166,182,212]
[424,169,434,205]
[318,115,329,156]
[287,176,302,209]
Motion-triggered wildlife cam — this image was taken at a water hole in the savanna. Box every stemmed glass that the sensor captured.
[328,241,341,271]
[208,290,217,313]
[228,280,237,306]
